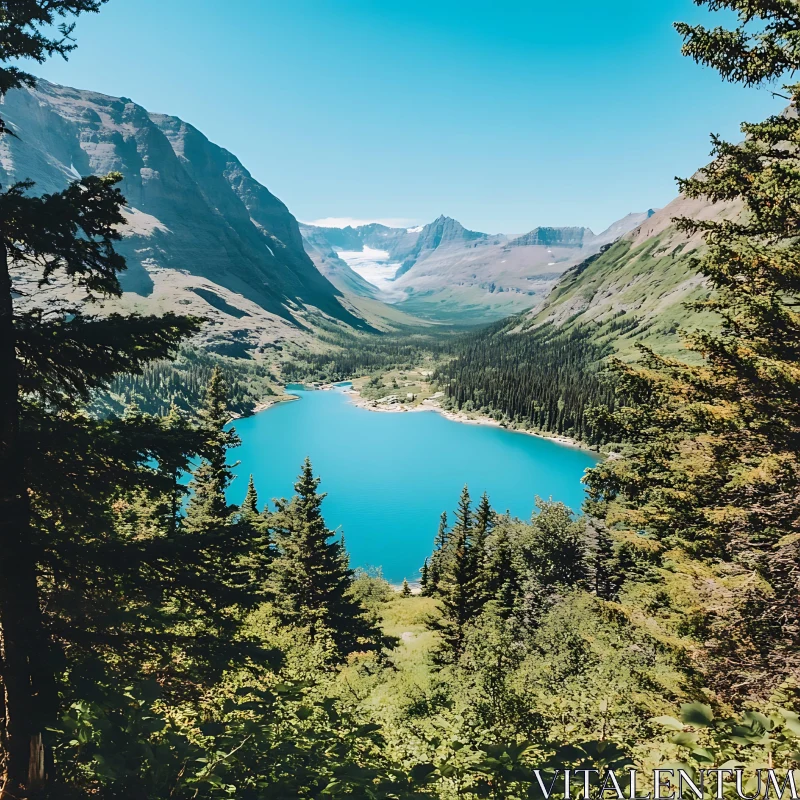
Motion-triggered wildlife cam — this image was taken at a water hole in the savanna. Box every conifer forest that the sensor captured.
[1,2,800,799]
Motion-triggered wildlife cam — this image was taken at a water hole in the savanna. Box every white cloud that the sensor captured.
[302,216,418,229]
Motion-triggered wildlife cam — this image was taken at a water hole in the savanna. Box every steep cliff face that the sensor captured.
[409,215,486,250]
[0,79,366,329]
[509,226,589,248]
[394,216,486,278]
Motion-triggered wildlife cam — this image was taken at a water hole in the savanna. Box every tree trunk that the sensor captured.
[0,239,48,798]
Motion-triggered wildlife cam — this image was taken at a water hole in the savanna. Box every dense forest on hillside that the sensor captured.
[282,326,448,384]
[91,348,278,417]
[2,2,800,799]
[120,320,624,446]
[434,321,620,444]
[283,319,621,445]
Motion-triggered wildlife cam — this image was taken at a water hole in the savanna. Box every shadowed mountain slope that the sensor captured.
[0,79,368,331]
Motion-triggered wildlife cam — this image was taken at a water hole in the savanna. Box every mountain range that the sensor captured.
[301,211,655,323]
[4,77,702,357]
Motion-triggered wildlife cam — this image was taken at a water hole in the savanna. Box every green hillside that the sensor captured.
[433,195,742,441]
[527,193,741,359]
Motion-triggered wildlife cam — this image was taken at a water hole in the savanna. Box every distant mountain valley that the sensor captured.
[300,211,656,323]
[3,77,712,364]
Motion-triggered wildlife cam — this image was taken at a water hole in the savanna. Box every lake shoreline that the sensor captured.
[242,382,600,455]
[341,385,598,454]
[229,394,298,421]
[229,382,600,582]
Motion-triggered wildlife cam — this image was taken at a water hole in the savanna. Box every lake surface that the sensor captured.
[227,385,600,583]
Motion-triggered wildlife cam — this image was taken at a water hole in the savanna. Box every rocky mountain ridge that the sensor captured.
[301,210,655,323]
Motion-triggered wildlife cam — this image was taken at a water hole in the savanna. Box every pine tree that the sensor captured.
[452,485,473,538]
[437,486,480,657]
[105,375,265,694]
[401,578,411,598]
[486,524,520,616]
[162,403,193,536]
[427,510,449,594]
[470,491,495,609]
[588,522,619,601]
[236,473,274,589]
[587,0,800,693]
[241,474,259,519]
[0,7,206,790]
[185,368,239,532]
[420,558,430,595]
[270,459,381,657]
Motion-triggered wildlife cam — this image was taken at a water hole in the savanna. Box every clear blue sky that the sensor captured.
[29,0,783,233]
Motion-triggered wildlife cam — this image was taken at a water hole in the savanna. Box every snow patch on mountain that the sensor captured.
[337,247,404,297]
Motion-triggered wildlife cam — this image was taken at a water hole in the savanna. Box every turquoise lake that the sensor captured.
[227,385,600,584]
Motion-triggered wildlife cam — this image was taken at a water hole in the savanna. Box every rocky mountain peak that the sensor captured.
[510,227,589,248]
[417,215,486,250]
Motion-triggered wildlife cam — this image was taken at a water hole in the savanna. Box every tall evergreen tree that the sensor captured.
[162,403,193,536]
[587,0,800,694]
[588,522,619,601]
[241,474,259,519]
[237,473,274,590]
[437,486,480,658]
[0,4,203,791]
[185,368,239,532]
[427,511,449,595]
[470,492,495,608]
[486,523,521,617]
[271,459,381,657]
[452,485,473,539]
[420,557,430,595]
[174,372,270,636]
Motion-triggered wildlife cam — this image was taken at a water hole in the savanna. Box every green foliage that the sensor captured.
[435,321,618,444]
[7,0,800,796]
[585,0,800,698]
[652,700,800,777]
[435,487,483,658]
[521,499,588,591]
[675,0,800,87]
[185,368,240,531]
[92,348,277,418]
[426,511,450,596]
[0,6,206,791]
[282,326,446,384]
[270,458,385,659]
